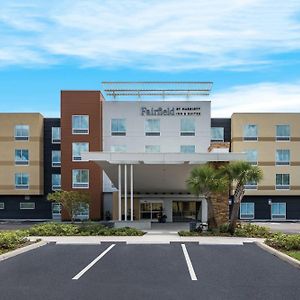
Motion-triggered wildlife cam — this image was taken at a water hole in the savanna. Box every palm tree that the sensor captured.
[222,161,263,234]
[187,164,229,229]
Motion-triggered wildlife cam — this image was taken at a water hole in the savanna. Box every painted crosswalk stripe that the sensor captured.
[72,244,115,280]
[181,244,197,281]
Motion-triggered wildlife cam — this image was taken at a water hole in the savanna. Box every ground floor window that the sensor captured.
[52,203,61,219]
[140,201,163,220]
[0,202,4,209]
[271,202,286,219]
[74,203,89,220]
[20,202,35,210]
[240,202,254,219]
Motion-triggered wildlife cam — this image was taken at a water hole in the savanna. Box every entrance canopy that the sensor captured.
[82,152,245,193]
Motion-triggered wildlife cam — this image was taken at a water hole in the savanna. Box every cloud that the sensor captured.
[0,0,300,70]
[211,82,300,117]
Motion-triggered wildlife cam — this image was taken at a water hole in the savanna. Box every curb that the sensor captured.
[255,241,300,269]
[0,240,47,262]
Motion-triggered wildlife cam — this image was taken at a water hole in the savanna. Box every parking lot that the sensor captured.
[0,242,300,300]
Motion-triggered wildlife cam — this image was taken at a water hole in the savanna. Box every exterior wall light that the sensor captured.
[228,199,232,205]
[268,199,272,205]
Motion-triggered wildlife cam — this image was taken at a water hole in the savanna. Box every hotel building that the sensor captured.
[0,82,299,223]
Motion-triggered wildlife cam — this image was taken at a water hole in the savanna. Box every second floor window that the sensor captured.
[145,145,160,153]
[15,125,29,141]
[180,145,195,153]
[276,174,290,189]
[72,115,89,134]
[15,173,29,189]
[110,145,127,152]
[276,125,290,141]
[52,174,61,190]
[15,149,29,165]
[276,149,290,165]
[243,124,257,141]
[145,119,160,136]
[245,149,258,165]
[72,169,89,188]
[244,180,257,190]
[72,143,89,161]
[180,118,195,136]
[52,150,61,167]
[52,127,61,143]
[111,119,126,136]
[211,127,224,142]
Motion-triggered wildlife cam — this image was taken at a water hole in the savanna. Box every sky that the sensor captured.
[0,0,300,117]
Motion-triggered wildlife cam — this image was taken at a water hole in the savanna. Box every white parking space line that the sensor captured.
[72,244,115,280]
[181,244,197,281]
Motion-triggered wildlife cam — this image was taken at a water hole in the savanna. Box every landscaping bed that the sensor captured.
[26,222,145,236]
[0,230,29,255]
[178,223,271,238]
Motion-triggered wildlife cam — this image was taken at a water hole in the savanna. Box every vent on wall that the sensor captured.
[24,196,31,200]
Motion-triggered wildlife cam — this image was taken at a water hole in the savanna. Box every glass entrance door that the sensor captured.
[172,201,201,222]
[140,201,163,221]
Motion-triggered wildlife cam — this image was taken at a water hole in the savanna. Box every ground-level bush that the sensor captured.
[265,233,300,251]
[234,223,271,238]
[27,223,79,236]
[26,222,144,236]
[0,231,28,252]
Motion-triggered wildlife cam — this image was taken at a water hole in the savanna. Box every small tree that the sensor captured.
[186,164,228,229]
[222,161,263,234]
[47,190,91,222]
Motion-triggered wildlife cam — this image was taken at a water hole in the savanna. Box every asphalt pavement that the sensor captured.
[0,242,299,300]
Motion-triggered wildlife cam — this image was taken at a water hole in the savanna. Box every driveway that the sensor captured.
[0,242,299,300]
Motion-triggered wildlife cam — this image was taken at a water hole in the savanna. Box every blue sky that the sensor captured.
[0,0,300,117]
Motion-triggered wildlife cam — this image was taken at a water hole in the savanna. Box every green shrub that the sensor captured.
[27,223,79,236]
[234,223,271,238]
[219,223,230,233]
[0,230,28,250]
[265,233,300,251]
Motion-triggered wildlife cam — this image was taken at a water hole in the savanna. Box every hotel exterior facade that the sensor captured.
[0,83,299,222]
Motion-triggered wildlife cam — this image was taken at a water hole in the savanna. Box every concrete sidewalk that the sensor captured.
[29,234,263,245]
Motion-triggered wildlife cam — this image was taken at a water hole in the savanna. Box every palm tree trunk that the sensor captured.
[229,183,244,234]
[206,196,217,229]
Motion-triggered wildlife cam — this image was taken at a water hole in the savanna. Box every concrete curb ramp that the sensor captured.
[0,240,47,262]
[256,242,300,269]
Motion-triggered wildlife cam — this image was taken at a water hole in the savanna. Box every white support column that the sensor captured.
[124,164,127,221]
[130,164,133,221]
[118,164,121,221]
[201,198,208,223]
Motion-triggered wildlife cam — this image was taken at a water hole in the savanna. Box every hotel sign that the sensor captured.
[141,106,201,116]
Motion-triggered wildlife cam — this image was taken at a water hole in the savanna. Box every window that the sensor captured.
[211,127,224,142]
[276,174,290,190]
[73,203,89,220]
[15,173,29,189]
[52,151,61,167]
[52,174,61,190]
[52,127,61,143]
[276,149,290,165]
[15,125,29,141]
[145,119,160,136]
[20,202,35,210]
[15,149,29,165]
[276,125,290,141]
[180,118,195,136]
[243,124,257,141]
[271,203,286,219]
[111,119,126,136]
[72,169,89,188]
[145,145,160,153]
[72,143,89,161]
[245,149,258,165]
[240,203,254,219]
[72,115,89,134]
[180,145,195,153]
[110,145,127,152]
[244,180,257,190]
[0,202,4,210]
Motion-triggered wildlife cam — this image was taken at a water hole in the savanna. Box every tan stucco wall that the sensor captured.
[231,113,300,196]
[0,113,44,195]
